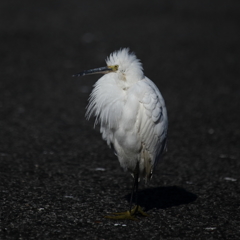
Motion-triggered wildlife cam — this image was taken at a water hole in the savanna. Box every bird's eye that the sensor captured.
[113,65,119,71]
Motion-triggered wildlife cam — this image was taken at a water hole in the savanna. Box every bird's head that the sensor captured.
[73,48,144,84]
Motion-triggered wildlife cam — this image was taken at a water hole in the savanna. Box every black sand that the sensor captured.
[0,1,240,239]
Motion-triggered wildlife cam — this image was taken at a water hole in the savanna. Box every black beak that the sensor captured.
[72,66,113,77]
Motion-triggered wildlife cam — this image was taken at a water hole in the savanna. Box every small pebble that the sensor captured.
[224,177,237,182]
[205,227,216,231]
[95,168,106,171]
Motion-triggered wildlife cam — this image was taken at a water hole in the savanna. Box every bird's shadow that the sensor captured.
[125,186,197,211]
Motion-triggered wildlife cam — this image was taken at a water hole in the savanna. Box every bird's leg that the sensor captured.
[129,169,138,213]
[128,168,148,217]
[104,163,148,220]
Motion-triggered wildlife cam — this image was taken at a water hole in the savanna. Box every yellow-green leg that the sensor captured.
[104,165,149,220]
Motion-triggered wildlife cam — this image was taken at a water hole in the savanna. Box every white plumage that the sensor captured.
[85,48,168,181]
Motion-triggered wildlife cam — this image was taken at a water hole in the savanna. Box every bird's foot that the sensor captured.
[104,205,149,220]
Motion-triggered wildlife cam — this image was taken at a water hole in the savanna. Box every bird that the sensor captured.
[73,48,168,220]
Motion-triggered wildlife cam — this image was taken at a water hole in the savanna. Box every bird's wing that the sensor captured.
[136,78,168,166]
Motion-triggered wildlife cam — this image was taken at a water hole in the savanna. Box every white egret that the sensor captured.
[73,48,168,220]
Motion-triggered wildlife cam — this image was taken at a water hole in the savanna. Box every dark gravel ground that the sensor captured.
[0,0,240,239]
